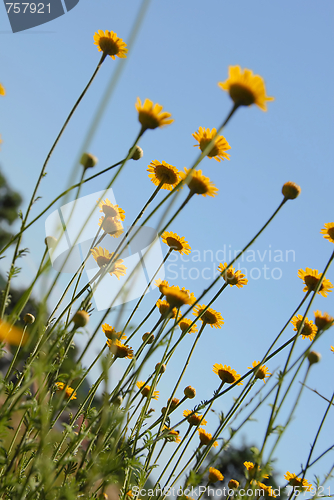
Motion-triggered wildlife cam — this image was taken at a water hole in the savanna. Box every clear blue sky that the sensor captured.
[1,0,334,491]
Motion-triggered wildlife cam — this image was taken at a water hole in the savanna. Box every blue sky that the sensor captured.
[1,0,334,492]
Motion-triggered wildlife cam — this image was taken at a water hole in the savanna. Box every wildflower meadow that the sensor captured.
[0,2,333,499]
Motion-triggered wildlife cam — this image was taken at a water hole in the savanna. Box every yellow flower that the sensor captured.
[161,231,191,255]
[218,263,248,288]
[178,317,198,334]
[198,428,218,447]
[107,338,133,359]
[248,361,271,383]
[180,168,218,197]
[55,382,77,400]
[0,83,5,96]
[213,364,243,385]
[155,279,170,293]
[256,482,276,497]
[193,305,224,329]
[91,247,127,279]
[282,181,301,200]
[98,216,124,238]
[298,268,333,297]
[244,462,269,479]
[94,30,128,59]
[291,315,318,341]
[136,381,159,400]
[136,98,174,130]
[192,127,231,162]
[331,346,334,353]
[320,222,334,243]
[0,320,26,346]
[228,480,239,489]
[208,467,224,483]
[97,198,125,220]
[313,310,334,331]
[161,285,196,308]
[284,472,312,491]
[102,323,126,341]
[147,160,181,190]
[162,426,181,443]
[183,409,207,427]
[156,299,178,318]
[218,65,274,111]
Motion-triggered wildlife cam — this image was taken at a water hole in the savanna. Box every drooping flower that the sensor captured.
[193,305,224,329]
[298,268,333,297]
[156,299,178,318]
[178,317,198,334]
[107,338,133,359]
[218,65,274,111]
[136,98,173,130]
[282,182,301,200]
[291,315,318,341]
[198,428,218,447]
[180,168,218,197]
[218,263,248,288]
[55,382,77,401]
[284,472,312,491]
[136,381,159,400]
[161,231,191,255]
[208,467,224,483]
[183,409,207,427]
[98,216,124,238]
[91,247,127,279]
[98,198,125,220]
[320,223,334,244]
[94,30,128,59]
[248,361,271,383]
[161,285,196,308]
[213,364,243,385]
[102,323,126,341]
[313,310,334,331]
[147,160,181,190]
[0,83,5,96]
[192,127,231,162]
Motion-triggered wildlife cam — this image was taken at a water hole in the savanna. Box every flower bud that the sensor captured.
[142,332,154,344]
[308,351,321,365]
[155,362,166,374]
[282,181,301,200]
[24,313,35,324]
[72,310,90,328]
[45,236,57,248]
[113,395,123,406]
[184,386,196,399]
[129,145,143,160]
[80,152,98,169]
[228,479,239,489]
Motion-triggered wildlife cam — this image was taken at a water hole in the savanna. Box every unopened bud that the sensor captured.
[155,362,166,374]
[72,310,90,328]
[184,386,196,399]
[308,351,321,365]
[80,152,98,169]
[142,332,154,344]
[113,395,123,406]
[282,181,301,200]
[24,313,35,324]
[129,145,143,160]
[45,236,57,248]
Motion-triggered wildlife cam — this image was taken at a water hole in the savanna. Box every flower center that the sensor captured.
[328,227,334,240]
[202,310,218,324]
[102,205,119,217]
[200,138,219,158]
[189,178,208,195]
[166,236,183,251]
[218,369,236,383]
[155,165,178,185]
[229,83,255,106]
[304,275,322,291]
[99,37,120,56]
